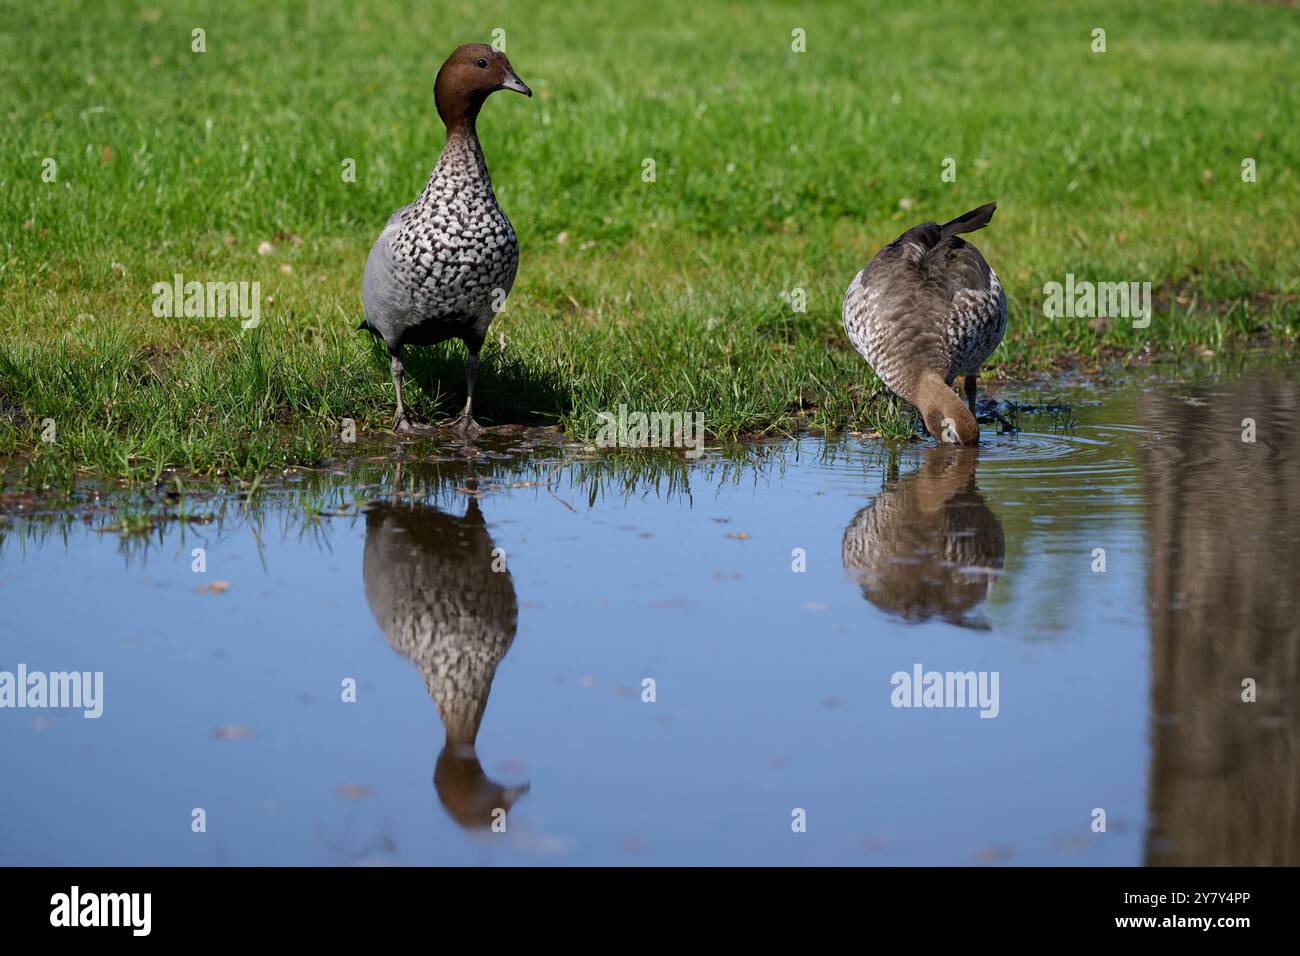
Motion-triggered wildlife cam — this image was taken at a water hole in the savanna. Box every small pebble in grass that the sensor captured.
[279,263,292,274]
[257,240,273,256]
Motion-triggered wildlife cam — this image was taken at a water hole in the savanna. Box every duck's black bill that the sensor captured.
[502,71,532,97]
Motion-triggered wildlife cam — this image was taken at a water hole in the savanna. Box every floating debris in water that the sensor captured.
[1051,833,1093,856]
[213,725,255,741]
[616,834,646,853]
[972,844,1015,864]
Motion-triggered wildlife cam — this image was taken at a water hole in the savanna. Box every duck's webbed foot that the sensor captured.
[449,348,485,439]
[448,411,484,439]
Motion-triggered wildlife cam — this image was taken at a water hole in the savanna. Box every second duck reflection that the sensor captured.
[841,446,1005,629]
[359,448,1002,832]
[363,495,529,831]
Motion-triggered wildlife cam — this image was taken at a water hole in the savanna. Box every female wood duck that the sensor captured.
[842,203,1006,445]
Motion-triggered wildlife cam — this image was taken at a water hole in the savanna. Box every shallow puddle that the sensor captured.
[2,361,1296,865]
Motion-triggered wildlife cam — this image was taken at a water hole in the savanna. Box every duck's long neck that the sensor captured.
[417,122,494,206]
[916,372,980,445]
[906,447,980,512]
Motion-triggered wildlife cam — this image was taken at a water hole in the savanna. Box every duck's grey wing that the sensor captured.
[843,225,953,396]
[875,201,997,298]
[919,234,993,296]
[844,202,1005,390]
[361,206,413,347]
[919,236,1006,375]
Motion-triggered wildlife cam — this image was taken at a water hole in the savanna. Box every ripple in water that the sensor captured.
[976,424,1146,489]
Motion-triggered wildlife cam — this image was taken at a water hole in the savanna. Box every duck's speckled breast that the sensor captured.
[384,131,519,335]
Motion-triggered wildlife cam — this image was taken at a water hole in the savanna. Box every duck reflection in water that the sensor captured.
[363,494,529,830]
[841,446,1004,629]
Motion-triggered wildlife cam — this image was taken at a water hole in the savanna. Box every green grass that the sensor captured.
[1,0,1297,482]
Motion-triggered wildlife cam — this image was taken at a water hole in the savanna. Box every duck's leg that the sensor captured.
[967,371,1016,433]
[390,345,414,433]
[449,340,485,439]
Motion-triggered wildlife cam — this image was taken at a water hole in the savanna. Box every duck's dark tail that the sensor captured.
[939,202,997,239]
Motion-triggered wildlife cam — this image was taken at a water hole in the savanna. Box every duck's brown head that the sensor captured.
[916,372,981,446]
[435,43,531,129]
[434,744,531,830]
